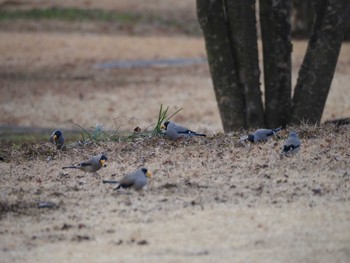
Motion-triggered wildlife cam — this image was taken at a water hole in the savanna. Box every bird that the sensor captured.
[242,127,282,143]
[62,154,107,175]
[114,168,152,191]
[281,132,301,156]
[50,130,65,149]
[161,121,206,141]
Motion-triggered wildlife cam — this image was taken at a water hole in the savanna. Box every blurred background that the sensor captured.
[0,0,349,141]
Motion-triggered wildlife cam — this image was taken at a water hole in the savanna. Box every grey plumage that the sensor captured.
[245,127,282,143]
[282,132,301,156]
[50,130,64,149]
[62,154,108,174]
[161,121,206,141]
[114,168,152,191]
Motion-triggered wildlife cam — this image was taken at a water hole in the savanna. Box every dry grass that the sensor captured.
[0,124,350,262]
[1,1,350,262]
[0,34,350,132]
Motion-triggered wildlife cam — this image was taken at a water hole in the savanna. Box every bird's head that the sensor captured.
[99,154,108,166]
[160,121,170,130]
[141,168,152,178]
[53,130,62,141]
[289,132,298,137]
[247,134,255,142]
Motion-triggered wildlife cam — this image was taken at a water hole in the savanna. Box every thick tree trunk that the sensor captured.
[225,0,264,127]
[260,0,292,128]
[197,0,246,131]
[292,0,349,124]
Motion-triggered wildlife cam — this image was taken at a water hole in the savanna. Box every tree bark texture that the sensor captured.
[225,0,265,128]
[197,0,246,131]
[260,0,292,128]
[292,0,349,124]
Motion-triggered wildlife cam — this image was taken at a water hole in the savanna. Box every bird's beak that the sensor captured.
[100,160,106,166]
[146,171,152,177]
[160,124,166,130]
[53,135,57,140]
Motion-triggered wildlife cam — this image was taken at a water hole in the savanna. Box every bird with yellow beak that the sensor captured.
[114,168,152,191]
[50,130,64,149]
[62,154,108,175]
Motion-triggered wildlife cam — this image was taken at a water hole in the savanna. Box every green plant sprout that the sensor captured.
[152,104,182,136]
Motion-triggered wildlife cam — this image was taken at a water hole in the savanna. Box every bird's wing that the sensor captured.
[82,154,102,167]
[80,162,92,167]
[173,123,193,134]
[283,144,300,152]
[80,157,95,167]
[118,173,138,187]
[257,129,274,137]
[283,137,301,152]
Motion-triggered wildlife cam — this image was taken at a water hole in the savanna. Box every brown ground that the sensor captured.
[0,1,350,262]
[1,34,350,132]
[1,125,350,262]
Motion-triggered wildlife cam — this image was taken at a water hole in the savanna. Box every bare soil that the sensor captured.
[0,1,350,262]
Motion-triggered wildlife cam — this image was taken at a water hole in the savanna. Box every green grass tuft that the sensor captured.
[0,8,138,22]
[152,104,182,136]
[0,7,201,35]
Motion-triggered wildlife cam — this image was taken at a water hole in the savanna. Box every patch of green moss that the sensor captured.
[0,8,139,22]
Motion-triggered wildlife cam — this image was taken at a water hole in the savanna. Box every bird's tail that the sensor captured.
[194,133,206,137]
[113,185,122,190]
[103,180,119,184]
[62,166,79,169]
[273,127,282,134]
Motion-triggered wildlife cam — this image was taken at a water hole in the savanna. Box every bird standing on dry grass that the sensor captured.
[281,132,301,156]
[62,154,108,175]
[114,168,152,191]
[241,127,282,143]
[50,130,65,149]
[161,121,206,140]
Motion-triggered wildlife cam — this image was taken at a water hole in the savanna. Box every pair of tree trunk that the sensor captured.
[197,0,349,132]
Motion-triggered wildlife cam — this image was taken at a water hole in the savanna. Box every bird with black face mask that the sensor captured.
[50,130,65,149]
[281,132,301,156]
[62,154,108,175]
[241,127,282,143]
[114,168,152,191]
[161,121,206,141]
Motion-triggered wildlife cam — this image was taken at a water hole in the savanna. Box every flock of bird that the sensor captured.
[49,121,301,191]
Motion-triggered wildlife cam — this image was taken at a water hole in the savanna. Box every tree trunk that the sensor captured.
[225,0,264,128]
[291,0,350,40]
[292,0,349,124]
[197,0,246,131]
[260,0,292,128]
